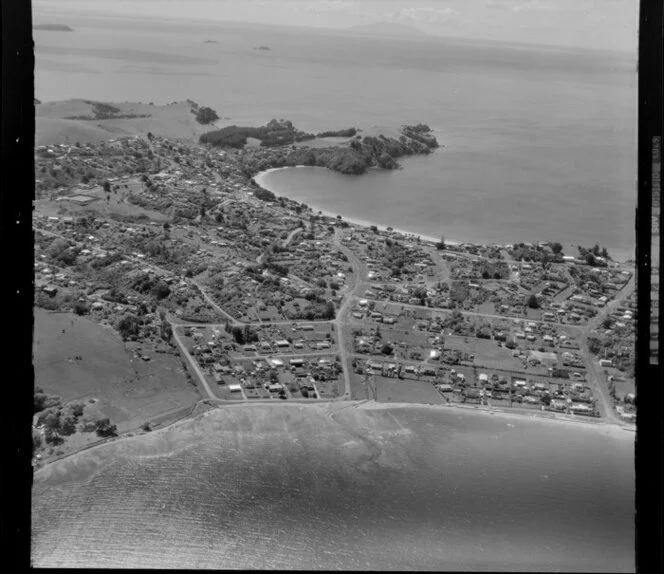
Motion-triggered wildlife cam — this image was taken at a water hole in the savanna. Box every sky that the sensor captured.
[34,0,639,52]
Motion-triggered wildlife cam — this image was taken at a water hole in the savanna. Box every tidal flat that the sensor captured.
[32,403,634,571]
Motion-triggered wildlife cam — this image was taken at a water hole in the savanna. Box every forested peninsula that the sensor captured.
[199,120,439,175]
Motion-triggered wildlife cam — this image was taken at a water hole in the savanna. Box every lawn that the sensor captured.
[375,377,444,404]
[34,308,199,431]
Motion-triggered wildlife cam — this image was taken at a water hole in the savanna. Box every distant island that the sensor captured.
[34,24,74,32]
[347,22,426,38]
[203,40,218,44]
[254,45,271,51]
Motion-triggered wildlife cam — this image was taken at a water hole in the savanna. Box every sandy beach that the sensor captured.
[254,167,463,246]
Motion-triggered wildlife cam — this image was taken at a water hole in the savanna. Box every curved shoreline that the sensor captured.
[253,166,633,262]
[253,166,462,246]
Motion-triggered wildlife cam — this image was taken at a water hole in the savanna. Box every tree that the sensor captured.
[117,315,140,340]
[195,106,219,125]
[73,301,89,316]
[231,326,246,345]
[44,428,64,446]
[95,417,118,437]
[39,408,62,433]
[436,236,446,250]
[601,317,614,330]
[34,391,61,413]
[527,294,540,309]
[586,253,596,266]
[103,180,111,193]
[160,320,173,341]
[551,242,563,254]
[150,281,171,300]
[59,413,77,436]
[68,402,85,417]
[381,342,394,355]
[608,382,617,401]
[32,430,43,452]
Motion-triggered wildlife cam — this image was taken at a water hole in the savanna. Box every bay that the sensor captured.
[34,13,636,259]
[32,404,635,571]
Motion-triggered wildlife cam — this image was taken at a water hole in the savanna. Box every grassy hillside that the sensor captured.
[34,309,198,430]
[36,99,221,146]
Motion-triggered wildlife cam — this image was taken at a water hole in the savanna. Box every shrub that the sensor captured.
[34,392,61,414]
[44,428,64,445]
[95,417,118,437]
[73,302,89,316]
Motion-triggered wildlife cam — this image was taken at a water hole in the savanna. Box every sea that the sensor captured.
[33,12,636,571]
[34,12,637,260]
[32,404,635,571]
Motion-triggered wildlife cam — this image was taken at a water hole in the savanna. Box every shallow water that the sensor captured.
[32,405,634,571]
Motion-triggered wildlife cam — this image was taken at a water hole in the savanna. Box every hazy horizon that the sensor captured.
[33,0,638,54]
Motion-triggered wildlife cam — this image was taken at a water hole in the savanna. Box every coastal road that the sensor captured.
[170,320,217,400]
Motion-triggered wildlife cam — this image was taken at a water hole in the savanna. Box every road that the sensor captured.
[331,228,364,398]
[170,321,217,399]
[575,273,636,425]
[37,221,636,422]
[189,278,240,325]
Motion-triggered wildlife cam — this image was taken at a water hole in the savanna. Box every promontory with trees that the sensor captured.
[199,119,439,175]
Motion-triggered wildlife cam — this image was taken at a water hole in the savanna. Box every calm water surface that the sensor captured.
[34,14,636,259]
[32,405,635,571]
[32,17,636,569]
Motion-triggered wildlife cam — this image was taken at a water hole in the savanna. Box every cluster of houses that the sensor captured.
[360,358,599,415]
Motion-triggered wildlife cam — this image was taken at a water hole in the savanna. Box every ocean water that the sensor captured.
[34,14,637,260]
[32,404,634,571]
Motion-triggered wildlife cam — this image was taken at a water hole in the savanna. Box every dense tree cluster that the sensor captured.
[200,119,315,148]
[316,128,357,138]
[117,314,141,340]
[527,294,540,309]
[194,106,219,125]
[130,273,171,300]
[229,325,260,345]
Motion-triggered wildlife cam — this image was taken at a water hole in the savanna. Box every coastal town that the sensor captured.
[32,102,637,467]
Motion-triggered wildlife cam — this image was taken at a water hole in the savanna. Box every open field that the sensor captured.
[36,99,220,146]
[34,309,199,431]
[371,376,444,404]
